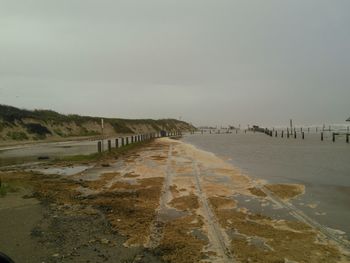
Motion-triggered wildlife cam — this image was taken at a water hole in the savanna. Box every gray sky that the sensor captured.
[1,0,349,127]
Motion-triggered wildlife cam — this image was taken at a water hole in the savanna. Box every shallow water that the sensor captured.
[0,140,102,167]
[183,132,350,237]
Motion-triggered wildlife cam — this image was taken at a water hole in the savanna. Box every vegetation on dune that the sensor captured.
[0,104,194,141]
[0,181,18,197]
[6,131,29,140]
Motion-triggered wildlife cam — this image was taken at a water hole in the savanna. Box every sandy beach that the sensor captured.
[0,138,349,263]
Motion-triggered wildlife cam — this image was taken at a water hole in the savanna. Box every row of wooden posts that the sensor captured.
[264,129,350,143]
[196,126,350,134]
[193,128,349,143]
[97,131,181,153]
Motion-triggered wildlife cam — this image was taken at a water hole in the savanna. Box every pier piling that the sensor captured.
[321,132,324,141]
[108,140,111,151]
[98,141,102,153]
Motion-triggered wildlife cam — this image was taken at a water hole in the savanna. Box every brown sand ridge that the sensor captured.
[248,187,267,197]
[265,183,305,200]
[169,193,199,211]
[209,196,237,210]
[159,214,206,263]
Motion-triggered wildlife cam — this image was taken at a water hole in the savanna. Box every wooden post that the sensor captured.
[287,129,290,138]
[321,132,323,141]
[302,132,305,140]
[108,140,111,151]
[308,127,310,133]
[332,133,335,142]
[121,137,124,146]
[294,132,297,139]
[97,141,102,153]
[126,137,129,145]
[275,131,278,137]
[281,130,284,138]
[115,138,119,148]
[346,134,349,143]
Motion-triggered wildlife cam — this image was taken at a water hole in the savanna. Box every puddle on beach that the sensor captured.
[234,194,296,221]
[76,160,125,181]
[29,165,93,177]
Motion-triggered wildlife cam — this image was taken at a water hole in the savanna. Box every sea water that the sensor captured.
[183,132,350,237]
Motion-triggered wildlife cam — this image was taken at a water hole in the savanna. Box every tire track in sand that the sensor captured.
[147,145,174,248]
[192,159,234,263]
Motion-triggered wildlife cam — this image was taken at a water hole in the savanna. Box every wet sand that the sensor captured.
[0,138,349,262]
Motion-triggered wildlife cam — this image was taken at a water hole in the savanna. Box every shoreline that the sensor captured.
[0,138,349,262]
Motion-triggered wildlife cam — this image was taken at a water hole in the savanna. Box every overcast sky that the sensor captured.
[0,0,349,127]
